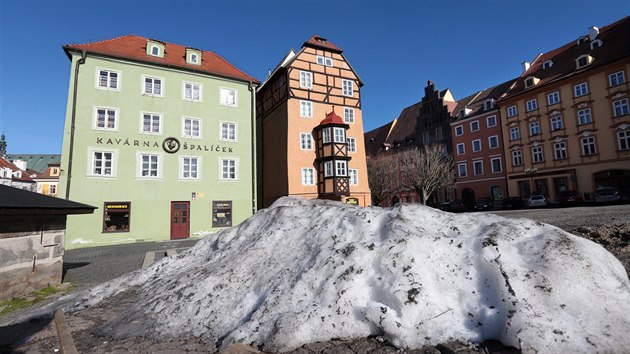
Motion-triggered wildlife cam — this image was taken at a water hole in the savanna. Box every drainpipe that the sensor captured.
[65,50,87,199]
[249,81,258,214]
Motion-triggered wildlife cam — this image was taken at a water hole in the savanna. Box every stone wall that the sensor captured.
[0,215,66,301]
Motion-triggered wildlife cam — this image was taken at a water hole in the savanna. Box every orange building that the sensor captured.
[257,35,371,207]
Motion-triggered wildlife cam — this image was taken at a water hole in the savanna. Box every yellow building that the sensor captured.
[257,35,371,207]
[498,17,630,202]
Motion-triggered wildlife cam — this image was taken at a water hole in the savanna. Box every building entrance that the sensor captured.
[170,201,190,240]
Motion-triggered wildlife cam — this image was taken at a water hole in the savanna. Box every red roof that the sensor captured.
[0,157,35,183]
[318,108,347,127]
[64,35,258,83]
[303,35,343,53]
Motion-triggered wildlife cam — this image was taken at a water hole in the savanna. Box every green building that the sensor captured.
[60,35,258,249]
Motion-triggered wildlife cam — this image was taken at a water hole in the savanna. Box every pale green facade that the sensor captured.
[59,49,256,249]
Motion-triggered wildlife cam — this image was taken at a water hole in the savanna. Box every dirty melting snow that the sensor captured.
[43,198,630,352]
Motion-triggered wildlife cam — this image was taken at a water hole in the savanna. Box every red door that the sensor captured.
[170,202,190,240]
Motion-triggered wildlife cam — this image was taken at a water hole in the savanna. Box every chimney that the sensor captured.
[588,26,600,41]
[521,61,531,73]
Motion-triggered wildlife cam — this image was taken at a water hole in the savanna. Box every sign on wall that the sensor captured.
[212,201,232,227]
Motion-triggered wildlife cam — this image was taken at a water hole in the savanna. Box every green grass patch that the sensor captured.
[0,285,62,317]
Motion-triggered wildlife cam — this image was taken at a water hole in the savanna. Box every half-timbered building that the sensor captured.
[257,35,371,207]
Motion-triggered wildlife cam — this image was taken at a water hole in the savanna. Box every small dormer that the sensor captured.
[484,99,496,111]
[458,107,473,118]
[146,40,165,58]
[590,39,603,50]
[575,54,594,69]
[542,60,553,69]
[576,36,588,45]
[524,76,540,88]
[186,48,202,65]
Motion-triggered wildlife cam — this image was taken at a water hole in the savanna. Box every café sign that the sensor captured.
[95,136,236,154]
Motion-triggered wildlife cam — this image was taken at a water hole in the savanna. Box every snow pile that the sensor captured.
[56,198,630,352]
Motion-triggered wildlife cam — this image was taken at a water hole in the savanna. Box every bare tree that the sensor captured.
[397,146,455,205]
[367,157,400,206]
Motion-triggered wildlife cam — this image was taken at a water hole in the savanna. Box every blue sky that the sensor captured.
[0,0,628,154]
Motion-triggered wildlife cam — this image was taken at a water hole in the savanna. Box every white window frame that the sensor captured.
[347,137,357,153]
[609,71,625,87]
[183,117,202,138]
[301,167,315,185]
[322,128,331,143]
[457,163,467,177]
[529,121,540,136]
[551,116,564,131]
[617,130,630,150]
[138,152,161,179]
[88,148,117,177]
[94,106,118,131]
[470,120,480,132]
[491,157,502,173]
[554,142,567,160]
[455,125,464,136]
[509,126,520,140]
[335,160,347,176]
[488,135,499,149]
[150,45,161,57]
[507,105,518,118]
[456,143,465,155]
[220,121,237,142]
[486,115,497,127]
[140,112,162,135]
[349,169,359,185]
[180,156,201,180]
[316,55,333,67]
[473,160,483,176]
[526,98,538,112]
[547,91,560,105]
[300,71,313,89]
[183,81,202,102]
[324,161,333,177]
[96,68,120,91]
[613,98,629,117]
[142,75,163,96]
[574,82,588,97]
[300,133,313,150]
[333,127,346,143]
[578,108,592,125]
[300,101,313,118]
[219,158,239,181]
[342,79,353,96]
[220,87,238,107]
[581,137,597,156]
[512,150,523,166]
[344,107,355,124]
[472,139,482,152]
[532,146,544,163]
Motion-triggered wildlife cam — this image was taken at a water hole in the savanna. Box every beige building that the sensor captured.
[257,35,371,207]
[498,17,630,202]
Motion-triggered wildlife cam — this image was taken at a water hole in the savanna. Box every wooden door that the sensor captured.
[170,202,190,240]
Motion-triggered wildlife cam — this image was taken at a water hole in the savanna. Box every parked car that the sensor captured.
[449,199,468,213]
[594,187,621,204]
[474,197,493,211]
[559,190,584,207]
[502,196,523,210]
[527,194,548,208]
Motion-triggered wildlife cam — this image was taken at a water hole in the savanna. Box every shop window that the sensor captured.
[103,202,130,233]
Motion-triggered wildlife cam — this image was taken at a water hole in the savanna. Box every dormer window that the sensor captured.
[524,76,539,88]
[543,60,553,69]
[577,36,588,45]
[186,48,202,65]
[590,39,603,50]
[484,99,496,110]
[459,109,465,118]
[576,54,593,69]
[146,40,165,58]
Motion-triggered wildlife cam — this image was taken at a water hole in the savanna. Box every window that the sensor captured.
[186,49,201,65]
[423,131,430,145]
[484,99,495,110]
[141,113,161,134]
[183,82,201,101]
[532,146,544,163]
[183,118,201,138]
[543,60,553,69]
[590,39,602,50]
[347,137,356,152]
[574,82,588,97]
[151,45,160,56]
[220,88,237,106]
[609,71,626,87]
[349,169,358,185]
[143,76,162,96]
[435,127,443,140]
[525,78,534,88]
[491,158,502,173]
[551,116,564,131]
[300,101,313,118]
[103,202,130,233]
[507,105,518,117]
[613,99,629,117]
[455,125,464,136]
[486,115,497,127]
[512,150,523,166]
[576,56,588,68]
[554,142,567,160]
[301,168,315,185]
[140,154,160,177]
[488,135,499,149]
[181,157,199,179]
[335,160,347,176]
[221,122,237,142]
[472,139,482,152]
[578,108,592,125]
[344,108,355,123]
[581,137,597,155]
[510,126,520,140]
[316,55,333,67]
[190,53,199,64]
[97,69,119,90]
[342,79,353,96]
[95,107,117,130]
[470,121,480,132]
[300,71,312,89]
[220,158,238,180]
[473,160,483,175]
[456,143,465,155]
[547,91,560,105]
[300,133,313,150]
[324,161,333,177]
[529,121,541,136]
[91,151,114,176]
[49,185,57,195]
[458,163,467,177]
[333,127,345,143]
[526,99,538,112]
[618,130,630,150]
[322,128,331,143]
